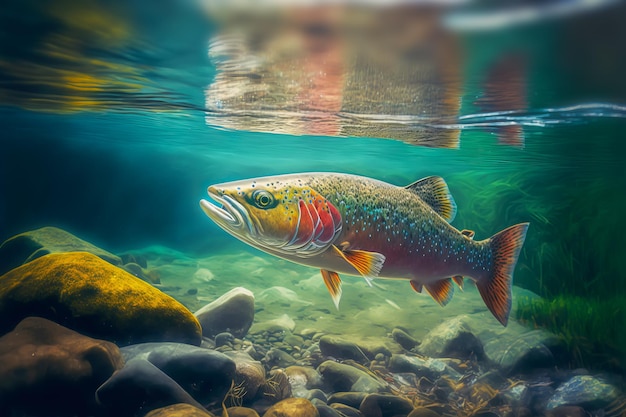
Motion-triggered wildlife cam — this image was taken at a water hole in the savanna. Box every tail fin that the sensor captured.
[476,223,529,326]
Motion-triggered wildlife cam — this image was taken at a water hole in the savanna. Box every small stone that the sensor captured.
[250,314,296,334]
[215,332,235,348]
[318,361,387,393]
[285,366,324,390]
[418,315,485,360]
[0,252,202,346]
[0,226,122,275]
[547,375,620,409]
[226,406,261,417]
[260,369,292,404]
[96,359,206,416]
[284,333,305,347]
[187,288,198,295]
[0,317,123,415]
[359,393,414,417]
[120,342,236,407]
[194,287,255,339]
[306,389,328,403]
[145,403,216,417]
[319,335,370,364]
[388,354,461,381]
[263,397,319,417]
[392,328,419,351]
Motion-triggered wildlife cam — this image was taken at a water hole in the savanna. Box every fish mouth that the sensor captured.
[200,188,254,235]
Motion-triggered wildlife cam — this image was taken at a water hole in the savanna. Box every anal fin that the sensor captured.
[425,279,454,307]
[452,275,464,291]
[331,244,385,286]
[321,269,342,309]
[410,280,423,293]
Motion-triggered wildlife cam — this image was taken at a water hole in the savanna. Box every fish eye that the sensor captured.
[250,189,276,209]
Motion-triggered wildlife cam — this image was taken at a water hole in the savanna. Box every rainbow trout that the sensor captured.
[200,173,529,326]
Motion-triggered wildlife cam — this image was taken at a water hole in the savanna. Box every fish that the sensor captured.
[199,172,529,326]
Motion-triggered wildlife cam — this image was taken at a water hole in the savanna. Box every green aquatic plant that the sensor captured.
[516,295,625,371]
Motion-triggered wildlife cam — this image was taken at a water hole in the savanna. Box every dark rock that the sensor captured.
[260,369,292,404]
[544,405,589,417]
[316,403,344,417]
[0,317,123,416]
[223,351,266,403]
[388,354,461,381]
[226,406,261,417]
[120,342,236,407]
[391,328,419,351]
[319,335,370,364]
[359,393,414,417]
[145,403,216,417]
[195,287,255,338]
[0,251,202,346]
[263,397,320,417]
[483,329,565,374]
[318,361,387,393]
[331,403,364,417]
[546,375,620,409]
[188,288,199,295]
[96,358,206,416]
[327,392,368,408]
[306,389,329,403]
[407,407,443,417]
[215,332,235,348]
[120,252,149,268]
[0,226,122,275]
[418,316,485,360]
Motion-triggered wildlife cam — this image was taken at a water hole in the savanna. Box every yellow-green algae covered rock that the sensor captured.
[0,226,122,275]
[144,403,216,417]
[0,251,202,346]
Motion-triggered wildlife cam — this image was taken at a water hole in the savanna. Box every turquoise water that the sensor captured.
[2,0,626,371]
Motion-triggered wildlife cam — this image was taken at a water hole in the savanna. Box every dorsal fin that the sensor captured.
[405,176,457,223]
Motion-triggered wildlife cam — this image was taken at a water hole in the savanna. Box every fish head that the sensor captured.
[200,176,342,257]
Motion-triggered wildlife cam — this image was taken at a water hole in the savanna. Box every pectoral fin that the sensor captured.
[425,279,454,306]
[321,269,342,309]
[331,244,385,286]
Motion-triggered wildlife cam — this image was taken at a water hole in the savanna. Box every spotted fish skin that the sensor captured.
[200,172,529,326]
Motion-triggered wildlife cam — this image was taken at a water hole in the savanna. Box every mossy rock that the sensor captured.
[0,251,201,346]
[0,226,122,275]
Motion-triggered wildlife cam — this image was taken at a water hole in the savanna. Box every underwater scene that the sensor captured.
[1,0,626,416]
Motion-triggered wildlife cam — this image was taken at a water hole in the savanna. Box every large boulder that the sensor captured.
[96,359,207,416]
[0,251,202,346]
[194,287,255,339]
[0,317,124,416]
[0,226,121,275]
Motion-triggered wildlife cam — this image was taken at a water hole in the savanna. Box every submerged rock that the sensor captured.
[263,397,320,417]
[223,351,266,403]
[145,403,216,417]
[391,328,419,351]
[0,226,121,275]
[96,359,206,416]
[250,314,296,334]
[319,335,370,364]
[359,393,414,417]
[483,329,564,374]
[546,375,620,409]
[226,406,261,417]
[120,342,236,407]
[0,251,202,346]
[417,315,485,360]
[0,317,123,416]
[388,354,461,381]
[195,287,255,338]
